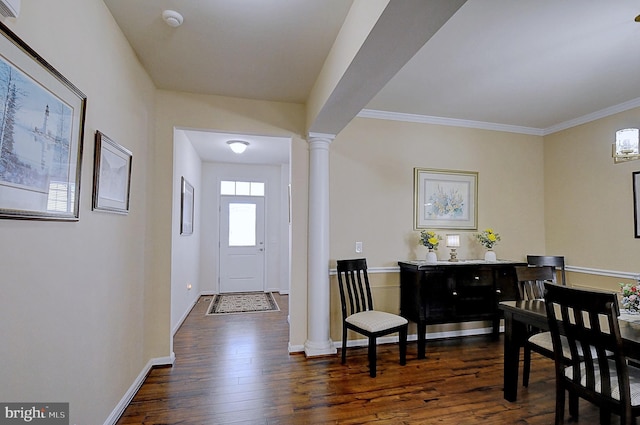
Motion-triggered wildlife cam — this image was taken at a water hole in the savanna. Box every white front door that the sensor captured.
[219,196,265,293]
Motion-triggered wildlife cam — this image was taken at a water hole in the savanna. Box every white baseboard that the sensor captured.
[288,342,305,353]
[104,352,175,425]
[336,325,497,349]
[287,325,500,354]
[172,297,201,336]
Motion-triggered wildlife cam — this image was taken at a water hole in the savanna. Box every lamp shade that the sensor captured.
[446,234,460,247]
[227,140,249,154]
[615,128,639,155]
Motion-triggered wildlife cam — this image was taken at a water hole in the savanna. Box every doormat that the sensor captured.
[206,292,280,315]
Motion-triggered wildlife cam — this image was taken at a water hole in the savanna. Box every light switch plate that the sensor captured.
[355,241,363,253]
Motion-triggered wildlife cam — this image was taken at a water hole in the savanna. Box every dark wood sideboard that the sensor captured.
[398,260,526,358]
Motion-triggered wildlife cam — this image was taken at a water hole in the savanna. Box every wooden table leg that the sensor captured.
[503,312,524,402]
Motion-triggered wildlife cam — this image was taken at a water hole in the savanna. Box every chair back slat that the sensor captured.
[544,283,631,414]
[336,258,374,318]
[527,255,567,285]
[515,265,555,300]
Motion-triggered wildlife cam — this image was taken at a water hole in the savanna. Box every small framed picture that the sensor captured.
[633,171,640,238]
[414,168,478,230]
[181,177,194,235]
[92,131,132,214]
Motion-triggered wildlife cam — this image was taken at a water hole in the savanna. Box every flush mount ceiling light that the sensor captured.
[162,10,183,27]
[227,140,249,154]
[613,128,640,163]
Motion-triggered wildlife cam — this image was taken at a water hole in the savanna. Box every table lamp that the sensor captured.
[446,234,460,262]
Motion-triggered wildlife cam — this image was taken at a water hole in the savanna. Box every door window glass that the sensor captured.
[228,203,256,246]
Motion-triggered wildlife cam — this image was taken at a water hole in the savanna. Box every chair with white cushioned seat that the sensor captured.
[544,282,640,425]
[527,255,567,285]
[336,258,408,377]
[515,265,558,387]
[520,255,567,388]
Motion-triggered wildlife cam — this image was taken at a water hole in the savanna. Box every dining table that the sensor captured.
[499,299,640,402]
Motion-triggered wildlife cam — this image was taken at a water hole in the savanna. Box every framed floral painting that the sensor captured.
[413,168,478,230]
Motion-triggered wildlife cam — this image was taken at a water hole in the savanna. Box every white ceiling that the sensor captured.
[179,129,290,165]
[103,0,640,163]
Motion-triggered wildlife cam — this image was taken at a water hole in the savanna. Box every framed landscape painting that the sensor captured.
[0,22,86,220]
[92,131,132,214]
[414,168,478,230]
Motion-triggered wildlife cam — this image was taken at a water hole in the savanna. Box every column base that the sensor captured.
[304,339,336,357]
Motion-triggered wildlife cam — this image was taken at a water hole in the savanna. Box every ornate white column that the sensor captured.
[305,132,337,357]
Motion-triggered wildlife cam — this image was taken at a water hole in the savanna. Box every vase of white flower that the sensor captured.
[621,282,640,313]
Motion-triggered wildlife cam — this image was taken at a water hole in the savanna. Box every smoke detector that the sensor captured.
[162,10,183,27]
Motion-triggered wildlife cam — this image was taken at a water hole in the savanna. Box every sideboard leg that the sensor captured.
[417,322,426,359]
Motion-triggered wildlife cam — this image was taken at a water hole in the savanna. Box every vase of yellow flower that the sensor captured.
[484,250,497,262]
[419,230,442,263]
[475,228,501,262]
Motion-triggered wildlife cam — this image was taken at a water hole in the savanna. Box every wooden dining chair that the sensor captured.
[544,282,640,425]
[515,265,558,387]
[336,258,408,377]
[522,256,569,387]
[527,255,567,286]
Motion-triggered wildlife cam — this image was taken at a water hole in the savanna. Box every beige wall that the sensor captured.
[545,107,640,271]
[544,107,640,292]
[327,117,547,341]
[0,0,156,423]
[330,117,546,265]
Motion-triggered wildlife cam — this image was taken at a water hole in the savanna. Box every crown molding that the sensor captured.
[358,96,640,137]
[543,97,640,135]
[357,109,544,136]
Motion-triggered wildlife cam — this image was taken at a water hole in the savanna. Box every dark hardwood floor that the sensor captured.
[116,294,607,424]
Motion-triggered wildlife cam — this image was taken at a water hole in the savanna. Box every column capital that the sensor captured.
[307,132,335,143]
